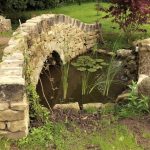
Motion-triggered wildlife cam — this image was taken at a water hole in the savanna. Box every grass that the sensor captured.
[6,2,149,51]
[0,108,147,150]
[0,137,11,150]
[91,125,143,150]
[52,121,143,150]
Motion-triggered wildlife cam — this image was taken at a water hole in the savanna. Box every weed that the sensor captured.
[116,81,150,118]
[26,84,50,123]
[18,122,53,150]
[0,137,11,150]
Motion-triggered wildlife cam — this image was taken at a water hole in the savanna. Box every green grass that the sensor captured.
[0,137,11,150]
[52,121,143,150]
[91,125,143,150]
[5,2,150,51]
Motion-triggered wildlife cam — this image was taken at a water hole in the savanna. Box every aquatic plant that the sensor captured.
[61,63,70,99]
[72,55,107,96]
[90,59,121,96]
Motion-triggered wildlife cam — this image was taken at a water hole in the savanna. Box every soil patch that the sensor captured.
[50,108,150,149]
[51,108,102,132]
[119,115,150,150]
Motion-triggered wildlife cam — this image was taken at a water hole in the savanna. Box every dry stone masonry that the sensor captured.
[0,16,12,32]
[0,14,101,139]
[137,38,150,97]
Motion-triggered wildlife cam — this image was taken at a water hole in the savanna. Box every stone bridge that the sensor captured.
[0,14,101,138]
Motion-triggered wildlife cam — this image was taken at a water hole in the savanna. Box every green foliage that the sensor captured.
[0,137,10,150]
[26,84,50,123]
[143,132,150,139]
[116,81,150,118]
[49,121,143,150]
[61,63,70,99]
[18,122,53,150]
[0,0,28,12]
[72,55,106,95]
[72,56,105,73]
[91,125,143,150]
[90,58,121,96]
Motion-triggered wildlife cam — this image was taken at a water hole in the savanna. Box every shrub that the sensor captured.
[116,81,150,118]
[105,0,150,40]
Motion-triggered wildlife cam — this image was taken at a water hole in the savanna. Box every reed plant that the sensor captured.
[90,34,122,96]
[61,63,70,99]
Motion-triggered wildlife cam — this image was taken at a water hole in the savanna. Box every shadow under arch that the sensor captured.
[36,50,63,108]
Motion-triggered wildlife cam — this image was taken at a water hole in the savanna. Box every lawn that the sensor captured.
[1,107,149,150]
[7,2,150,51]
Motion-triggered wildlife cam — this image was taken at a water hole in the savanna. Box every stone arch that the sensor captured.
[0,14,101,139]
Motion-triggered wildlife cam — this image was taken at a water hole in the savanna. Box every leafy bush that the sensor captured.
[104,0,150,41]
[116,81,150,118]
[18,122,53,150]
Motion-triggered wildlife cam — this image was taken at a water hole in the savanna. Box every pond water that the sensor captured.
[36,51,127,108]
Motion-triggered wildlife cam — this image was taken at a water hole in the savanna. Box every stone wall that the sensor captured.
[0,14,101,139]
[0,16,12,32]
[137,38,150,97]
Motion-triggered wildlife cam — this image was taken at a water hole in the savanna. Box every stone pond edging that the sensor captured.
[0,14,101,139]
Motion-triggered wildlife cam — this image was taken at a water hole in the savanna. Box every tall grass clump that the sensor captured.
[90,34,122,96]
[61,63,70,99]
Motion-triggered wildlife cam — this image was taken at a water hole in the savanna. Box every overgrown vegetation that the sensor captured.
[116,81,150,118]
[18,122,53,150]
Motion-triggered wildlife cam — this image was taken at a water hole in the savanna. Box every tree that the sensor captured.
[105,0,150,40]
[0,0,28,12]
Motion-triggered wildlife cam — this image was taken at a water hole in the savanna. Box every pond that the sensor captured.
[36,51,127,108]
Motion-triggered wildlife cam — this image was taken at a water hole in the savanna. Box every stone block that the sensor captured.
[0,83,25,101]
[0,109,24,121]
[0,102,9,111]
[0,130,8,135]
[4,131,27,139]
[10,95,28,111]
[7,120,27,132]
[0,122,6,129]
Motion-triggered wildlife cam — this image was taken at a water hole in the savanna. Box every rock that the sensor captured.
[53,102,79,110]
[97,49,115,56]
[7,120,27,132]
[10,95,28,111]
[116,49,132,58]
[0,102,9,111]
[116,92,129,103]
[83,103,102,109]
[138,76,150,97]
[0,109,25,121]
[0,122,6,129]
[0,83,25,101]
[0,16,12,32]
[4,131,27,140]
